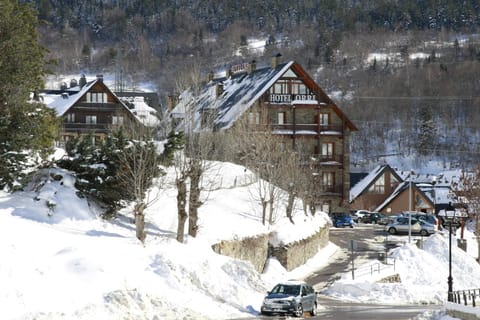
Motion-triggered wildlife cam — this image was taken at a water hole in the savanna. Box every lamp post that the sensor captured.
[408,170,413,244]
[446,203,455,302]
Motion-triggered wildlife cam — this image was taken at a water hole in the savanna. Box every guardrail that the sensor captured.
[451,289,480,307]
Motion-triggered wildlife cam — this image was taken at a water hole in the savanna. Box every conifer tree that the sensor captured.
[0,0,58,190]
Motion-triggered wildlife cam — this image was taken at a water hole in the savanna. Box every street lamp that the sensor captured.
[408,169,414,244]
[445,203,455,302]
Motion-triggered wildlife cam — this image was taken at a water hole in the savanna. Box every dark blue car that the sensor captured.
[331,212,354,228]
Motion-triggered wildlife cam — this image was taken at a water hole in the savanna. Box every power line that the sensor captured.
[354,96,478,100]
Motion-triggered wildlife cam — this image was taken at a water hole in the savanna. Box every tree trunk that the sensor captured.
[176,177,188,243]
[286,190,295,223]
[268,198,274,225]
[261,199,267,225]
[188,167,202,237]
[135,202,146,243]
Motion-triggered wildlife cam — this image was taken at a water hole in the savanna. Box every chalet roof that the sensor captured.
[374,181,434,212]
[42,80,98,116]
[171,60,357,132]
[349,164,403,202]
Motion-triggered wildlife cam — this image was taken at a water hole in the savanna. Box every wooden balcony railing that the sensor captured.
[62,122,118,133]
[270,123,344,134]
[300,154,344,165]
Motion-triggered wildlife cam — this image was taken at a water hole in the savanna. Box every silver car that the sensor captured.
[385,216,437,236]
[260,281,317,317]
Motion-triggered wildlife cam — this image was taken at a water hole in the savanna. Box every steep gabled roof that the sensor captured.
[42,79,137,121]
[375,181,434,212]
[171,60,357,132]
[349,164,403,202]
[43,80,98,116]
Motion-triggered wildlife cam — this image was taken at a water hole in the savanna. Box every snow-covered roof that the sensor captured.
[118,96,160,127]
[170,60,357,133]
[350,165,393,202]
[42,80,98,116]
[172,61,294,131]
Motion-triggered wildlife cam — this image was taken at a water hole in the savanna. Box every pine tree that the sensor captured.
[0,0,57,190]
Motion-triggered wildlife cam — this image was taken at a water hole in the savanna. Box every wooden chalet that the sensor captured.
[350,164,437,215]
[170,55,358,213]
[41,75,140,145]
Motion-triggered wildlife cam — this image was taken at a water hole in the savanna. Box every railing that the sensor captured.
[451,289,480,307]
[63,122,114,133]
[300,154,344,165]
[270,123,344,133]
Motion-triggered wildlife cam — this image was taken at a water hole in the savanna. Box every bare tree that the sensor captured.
[452,165,480,260]
[116,123,163,243]
[173,64,217,241]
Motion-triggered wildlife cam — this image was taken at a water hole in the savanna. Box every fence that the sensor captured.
[451,289,480,307]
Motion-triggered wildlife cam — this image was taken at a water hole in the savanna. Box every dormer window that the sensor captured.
[86,92,107,103]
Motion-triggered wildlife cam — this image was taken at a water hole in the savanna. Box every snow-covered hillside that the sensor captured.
[1,158,479,319]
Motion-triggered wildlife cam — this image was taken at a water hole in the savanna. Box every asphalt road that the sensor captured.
[303,223,442,319]
[253,223,441,319]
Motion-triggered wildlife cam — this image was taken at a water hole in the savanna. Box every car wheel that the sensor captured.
[293,304,303,317]
[420,229,428,236]
[388,227,397,235]
[310,302,317,316]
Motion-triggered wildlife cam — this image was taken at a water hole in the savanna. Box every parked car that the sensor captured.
[331,212,354,228]
[385,217,437,236]
[362,212,388,225]
[260,281,318,317]
[402,211,438,226]
[354,210,370,222]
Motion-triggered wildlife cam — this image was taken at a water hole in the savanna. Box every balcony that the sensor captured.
[301,154,344,166]
[74,102,121,111]
[318,184,343,195]
[62,122,117,133]
[270,123,344,135]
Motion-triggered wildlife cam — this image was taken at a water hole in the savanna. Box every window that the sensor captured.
[321,142,334,160]
[322,172,335,192]
[278,112,286,125]
[369,174,385,193]
[291,80,307,95]
[112,115,124,125]
[66,113,75,123]
[272,80,289,94]
[86,92,108,103]
[85,115,97,124]
[318,113,329,126]
[248,112,260,126]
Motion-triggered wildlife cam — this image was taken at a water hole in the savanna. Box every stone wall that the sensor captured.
[211,234,270,272]
[211,225,330,273]
[270,226,329,271]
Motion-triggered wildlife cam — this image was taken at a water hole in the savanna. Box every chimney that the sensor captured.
[167,95,179,111]
[96,74,103,82]
[226,68,233,78]
[79,74,87,88]
[70,78,78,88]
[61,92,69,99]
[271,53,282,69]
[60,82,67,90]
[247,60,256,74]
[207,71,214,82]
[215,83,224,97]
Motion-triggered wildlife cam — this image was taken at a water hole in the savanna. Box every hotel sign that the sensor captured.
[269,94,316,103]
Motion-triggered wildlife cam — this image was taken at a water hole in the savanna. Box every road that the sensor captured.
[303,223,441,319]
[250,223,442,320]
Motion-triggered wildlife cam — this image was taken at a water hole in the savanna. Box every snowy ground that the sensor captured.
[0,160,478,319]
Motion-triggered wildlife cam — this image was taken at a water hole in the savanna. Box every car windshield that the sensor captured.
[271,284,300,296]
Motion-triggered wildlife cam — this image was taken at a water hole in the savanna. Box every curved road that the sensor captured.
[303,223,441,319]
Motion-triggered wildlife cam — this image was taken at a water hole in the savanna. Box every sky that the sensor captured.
[1,153,479,319]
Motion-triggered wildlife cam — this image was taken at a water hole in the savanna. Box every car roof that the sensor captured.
[276,280,307,286]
